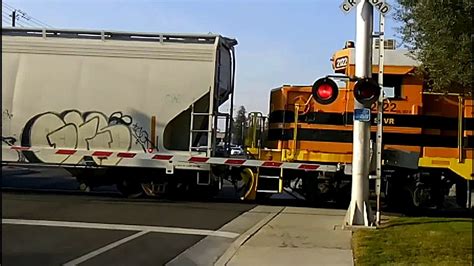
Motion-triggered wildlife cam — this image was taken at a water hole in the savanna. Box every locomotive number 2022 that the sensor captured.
[335,56,348,69]
[371,102,397,112]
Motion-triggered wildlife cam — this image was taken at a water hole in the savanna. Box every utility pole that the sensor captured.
[344,0,374,226]
[11,10,16,27]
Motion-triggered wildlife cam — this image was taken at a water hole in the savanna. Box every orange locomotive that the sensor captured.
[243,41,473,208]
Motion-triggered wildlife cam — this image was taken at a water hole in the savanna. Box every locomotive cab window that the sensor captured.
[372,74,403,99]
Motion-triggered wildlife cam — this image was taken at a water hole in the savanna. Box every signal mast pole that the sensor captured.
[375,12,385,226]
[344,0,374,226]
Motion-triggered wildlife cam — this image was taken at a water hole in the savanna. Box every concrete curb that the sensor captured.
[214,206,284,266]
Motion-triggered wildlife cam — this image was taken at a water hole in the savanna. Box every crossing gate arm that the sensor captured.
[2,145,337,172]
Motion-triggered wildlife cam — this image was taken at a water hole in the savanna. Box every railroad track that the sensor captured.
[2,166,471,217]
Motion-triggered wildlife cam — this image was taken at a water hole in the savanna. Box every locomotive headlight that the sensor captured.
[312,77,339,104]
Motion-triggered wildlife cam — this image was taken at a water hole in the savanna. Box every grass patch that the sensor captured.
[353,216,473,265]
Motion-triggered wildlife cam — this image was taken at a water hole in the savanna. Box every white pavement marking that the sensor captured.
[2,218,239,238]
[63,230,149,266]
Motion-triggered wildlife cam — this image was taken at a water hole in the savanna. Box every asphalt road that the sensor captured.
[3,166,470,266]
[1,166,256,266]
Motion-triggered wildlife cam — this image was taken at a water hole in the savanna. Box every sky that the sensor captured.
[2,0,402,115]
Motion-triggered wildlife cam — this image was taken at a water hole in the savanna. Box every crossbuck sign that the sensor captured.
[340,0,391,16]
[340,0,360,14]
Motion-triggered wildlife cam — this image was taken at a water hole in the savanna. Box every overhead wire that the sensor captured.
[2,2,52,28]
[18,20,36,28]
[2,2,15,12]
[26,16,51,28]
[9,13,37,28]
[2,2,15,9]
[2,10,12,18]
[2,13,12,25]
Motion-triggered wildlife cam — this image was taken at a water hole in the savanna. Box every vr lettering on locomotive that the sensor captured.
[383,117,395,125]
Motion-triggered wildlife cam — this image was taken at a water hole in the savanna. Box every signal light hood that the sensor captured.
[312,77,339,105]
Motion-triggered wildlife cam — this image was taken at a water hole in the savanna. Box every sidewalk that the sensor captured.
[221,206,353,266]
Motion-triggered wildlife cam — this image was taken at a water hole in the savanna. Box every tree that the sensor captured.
[395,0,473,93]
[232,106,246,145]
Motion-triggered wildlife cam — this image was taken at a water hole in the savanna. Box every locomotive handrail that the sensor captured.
[458,95,464,163]
[422,91,472,96]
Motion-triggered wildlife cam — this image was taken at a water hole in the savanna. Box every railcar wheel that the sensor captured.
[79,182,91,192]
[141,181,169,197]
[116,179,144,198]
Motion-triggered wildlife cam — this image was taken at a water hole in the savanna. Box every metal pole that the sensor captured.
[375,13,385,226]
[467,180,471,209]
[12,10,16,27]
[344,0,374,226]
[458,95,464,163]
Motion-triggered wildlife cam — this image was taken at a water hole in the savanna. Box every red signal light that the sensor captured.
[353,78,380,105]
[317,84,334,100]
[312,77,339,104]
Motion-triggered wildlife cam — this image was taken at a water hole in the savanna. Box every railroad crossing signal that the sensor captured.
[353,78,381,105]
[340,0,391,16]
[312,77,339,104]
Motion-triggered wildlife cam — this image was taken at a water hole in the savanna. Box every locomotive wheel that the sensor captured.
[335,184,351,208]
[455,179,467,208]
[385,181,411,211]
[302,176,321,206]
[116,179,144,198]
[237,168,256,200]
[411,186,424,208]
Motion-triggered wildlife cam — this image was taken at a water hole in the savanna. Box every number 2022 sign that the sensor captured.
[335,56,348,69]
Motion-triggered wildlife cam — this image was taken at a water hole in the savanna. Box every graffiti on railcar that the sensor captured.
[3,109,13,120]
[131,123,156,152]
[18,110,154,165]
[1,136,26,162]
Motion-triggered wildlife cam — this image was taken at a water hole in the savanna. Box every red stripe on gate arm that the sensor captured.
[11,146,30,151]
[117,152,136,158]
[225,159,246,165]
[189,157,209,163]
[56,149,77,155]
[152,154,173,160]
[262,161,283,167]
[92,151,113,157]
[298,164,320,170]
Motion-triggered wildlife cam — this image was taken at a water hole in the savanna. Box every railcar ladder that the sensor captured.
[189,103,213,156]
[188,103,232,157]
